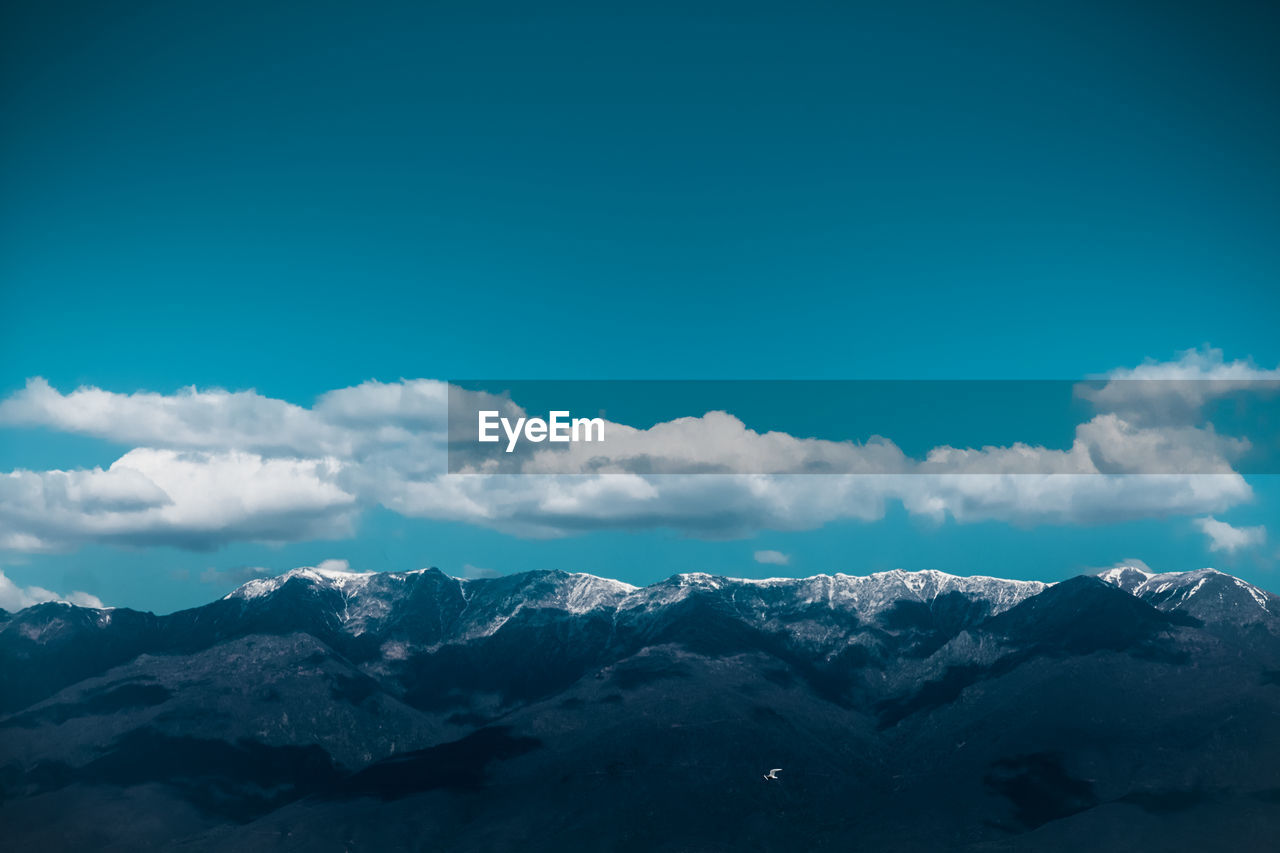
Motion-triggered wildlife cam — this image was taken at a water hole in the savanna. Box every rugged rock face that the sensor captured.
[2,565,1279,851]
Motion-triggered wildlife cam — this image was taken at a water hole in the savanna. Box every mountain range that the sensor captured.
[2,564,1279,851]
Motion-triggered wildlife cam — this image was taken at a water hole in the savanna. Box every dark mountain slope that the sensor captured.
[2,565,1278,851]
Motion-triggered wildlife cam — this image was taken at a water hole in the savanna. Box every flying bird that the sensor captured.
[763,768,782,781]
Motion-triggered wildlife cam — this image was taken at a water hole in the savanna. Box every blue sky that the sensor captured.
[2,1,1279,612]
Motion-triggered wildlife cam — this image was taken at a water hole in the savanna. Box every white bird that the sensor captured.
[763,768,782,781]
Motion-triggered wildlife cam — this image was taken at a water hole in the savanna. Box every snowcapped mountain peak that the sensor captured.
[225,565,378,601]
[671,572,724,587]
[1110,567,1223,600]
[1098,566,1276,623]
[1096,564,1157,593]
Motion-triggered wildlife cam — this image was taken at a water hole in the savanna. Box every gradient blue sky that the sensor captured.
[2,1,1278,612]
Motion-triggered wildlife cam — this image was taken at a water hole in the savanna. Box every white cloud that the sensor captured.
[1195,516,1267,554]
[371,469,1251,538]
[895,473,1251,526]
[513,411,911,476]
[753,550,791,566]
[1079,346,1280,425]
[314,380,449,430]
[0,449,357,551]
[0,569,104,611]
[0,377,348,455]
[0,358,1269,550]
[377,472,892,538]
[1099,346,1280,382]
[0,377,454,460]
[1072,414,1248,474]
[401,394,1256,536]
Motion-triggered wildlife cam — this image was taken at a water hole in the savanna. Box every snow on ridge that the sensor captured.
[701,567,1043,587]
[564,572,638,594]
[1094,566,1275,617]
[522,572,637,615]
[671,572,724,587]
[732,568,1044,589]
[1124,567,1272,613]
[227,564,1228,631]
[1235,577,1271,612]
[226,564,1048,607]
[1097,565,1156,586]
[1126,567,1224,599]
[620,568,1047,618]
[224,565,636,622]
[562,573,638,611]
[226,565,377,600]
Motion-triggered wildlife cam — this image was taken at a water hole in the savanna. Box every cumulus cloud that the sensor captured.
[1195,516,1267,554]
[512,412,911,476]
[0,377,455,460]
[0,449,357,551]
[753,550,791,566]
[896,473,1250,526]
[1078,346,1280,426]
[0,377,348,455]
[0,569,104,611]
[1071,415,1248,474]
[0,353,1271,550]
[378,472,893,538]
[368,468,1253,538]
[1098,346,1280,383]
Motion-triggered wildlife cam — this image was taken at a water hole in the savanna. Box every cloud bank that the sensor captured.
[0,349,1272,552]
